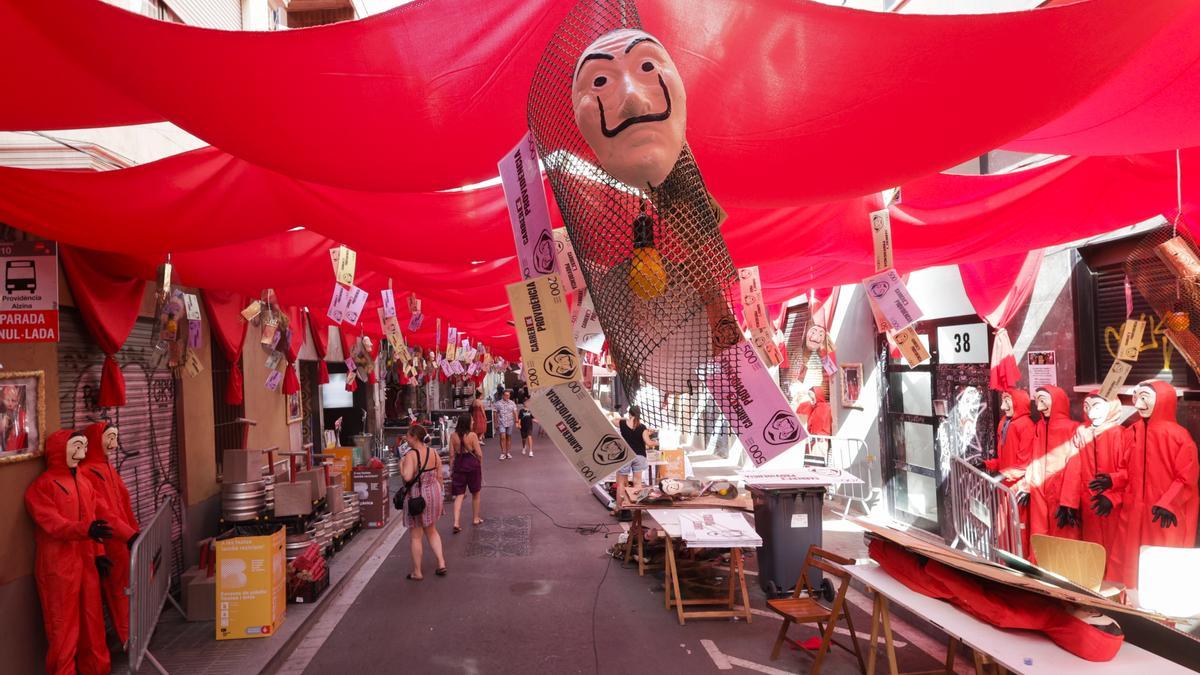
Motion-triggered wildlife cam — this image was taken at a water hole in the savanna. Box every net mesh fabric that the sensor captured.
[526,0,742,437]
[1125,224,1200,379]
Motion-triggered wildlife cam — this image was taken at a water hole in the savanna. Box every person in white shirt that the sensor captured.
[493,389,518,460]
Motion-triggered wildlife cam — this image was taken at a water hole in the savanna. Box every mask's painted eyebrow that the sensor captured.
[575,52,614,80]
[625,36,660,53]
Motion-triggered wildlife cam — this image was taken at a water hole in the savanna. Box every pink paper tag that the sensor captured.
[499,132,557,280]
[822,353,838,375]
[863,268,923,333]
[408,312,423,332]
[188,319,202,348]
[381,289,397,318]
[344,285,368,325]
[707,340,808,467]
[327,284,349,324]
[265,369,284,392]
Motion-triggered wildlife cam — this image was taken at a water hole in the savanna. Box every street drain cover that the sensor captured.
[466,515,531,558]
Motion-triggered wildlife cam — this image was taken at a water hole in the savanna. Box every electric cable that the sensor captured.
[592,553,612,675]
[486,484,620,536]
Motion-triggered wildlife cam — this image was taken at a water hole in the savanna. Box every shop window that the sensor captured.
[211,344,245,476]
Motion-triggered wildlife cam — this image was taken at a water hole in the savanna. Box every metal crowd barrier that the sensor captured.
[949,456,1024,562]
[801,435,879,517]
[128,494,184,675]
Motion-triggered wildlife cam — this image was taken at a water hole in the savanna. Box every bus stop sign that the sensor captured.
[0,241,58,343]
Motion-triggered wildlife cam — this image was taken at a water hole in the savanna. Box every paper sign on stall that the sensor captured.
[870,209,894,271]
[506,274,580,390]
[570,292,605,354]
[1099,360,1133,400]
[343,286,368,325]
[331,245,356,287]
[863,268,923,332]
[553,229,587,293]
[499,132,558,280]
[892,326,930,367]
[381,289,397,318]
[526,381,633,485]
[1117,319,1146,362]
[707,340,807,466]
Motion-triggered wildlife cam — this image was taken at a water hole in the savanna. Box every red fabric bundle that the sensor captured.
[201,291,248,405]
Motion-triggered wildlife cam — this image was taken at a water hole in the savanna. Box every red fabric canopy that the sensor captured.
[201,290,248,405]
[1007,2,1200,156]
[306,309,331,385]
[960,250,1044,390]
[0,0,1184,205]
[60,246,147,407]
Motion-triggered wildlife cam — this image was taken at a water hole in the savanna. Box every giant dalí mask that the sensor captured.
[572,29,687,190]
[66,433,87,469]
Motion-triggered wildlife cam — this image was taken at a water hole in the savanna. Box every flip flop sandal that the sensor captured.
[453,526,462,534]
[435,568,448,576]
[406,574,423,581]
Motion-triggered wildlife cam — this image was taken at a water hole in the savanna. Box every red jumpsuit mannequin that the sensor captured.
[806,389,832,437]
[1021,386,1082,541]
[24,430,114,675]
[1114,380,1199,589]
[987,389,1036,556]
[1059,394,1129,583]
[81,421,138,645]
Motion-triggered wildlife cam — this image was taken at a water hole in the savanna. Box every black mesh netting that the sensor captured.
[1125,223,1200,379]
[526,0,743,436]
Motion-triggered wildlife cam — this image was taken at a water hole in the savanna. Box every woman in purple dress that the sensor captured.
[400,423,447,579]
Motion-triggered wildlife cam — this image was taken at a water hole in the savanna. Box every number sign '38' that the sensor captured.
[935,323,989,365]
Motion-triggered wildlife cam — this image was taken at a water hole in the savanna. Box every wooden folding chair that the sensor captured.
[768,546,865,674]
[1031,534,1125,600]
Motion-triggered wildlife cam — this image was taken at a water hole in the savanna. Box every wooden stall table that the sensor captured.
[847,562,1193,675]
[618,486,753,576]
[647,508,756,626]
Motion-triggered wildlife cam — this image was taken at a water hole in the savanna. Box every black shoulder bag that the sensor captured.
[393,448,430,516]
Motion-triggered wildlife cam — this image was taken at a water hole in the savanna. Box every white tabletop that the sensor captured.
[847,563,1192,675]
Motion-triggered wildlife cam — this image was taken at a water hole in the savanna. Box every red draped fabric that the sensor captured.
[960,251,1044,391]
[59,246,146,407]
[306,309,331,385]
[201,290,248,405]
[280,305,304,396]
[0,0,1184,204]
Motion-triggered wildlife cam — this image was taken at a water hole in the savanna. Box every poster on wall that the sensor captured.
[0,240,58,342]
[1027,350,1056,395]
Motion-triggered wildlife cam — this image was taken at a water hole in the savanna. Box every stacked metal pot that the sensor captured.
[221,479,266,521]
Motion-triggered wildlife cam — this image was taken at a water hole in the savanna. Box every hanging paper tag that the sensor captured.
[381,289,397,318]
[870,209,893,272]
[447,327,458,347]
[408,312,424,332]
[570,292,606,354]
[183,293,202,321]
[408,294,421,313]
[327,284,349,324]
[863,269,923,333]
[738,267,769,330]
[1117,319,1146,362]
[184,348,204,378]
[705,340,807,467]
[1099,360,1133,400]
[270,329,281,350]
[188,319,202,348]
[158,261,173,296]
[241,300,262,322]
[526,381,633,485]
[750,328,784,367]
[344,357,356,372]
[822,352,838,376]
[499,132,558,280]
[332,245,356,287]
[892,326,930,367]
[441,358,454,377]
[265,369,284,392]
[344,285,368,325]
[265,350,283,371]
[553,229,587,293]
[261,318,278,346]
[507,274,581,391]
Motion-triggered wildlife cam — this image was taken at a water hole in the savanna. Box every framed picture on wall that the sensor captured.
[286,389,303,424]
[840,363,863,409]
[0,370,45,465]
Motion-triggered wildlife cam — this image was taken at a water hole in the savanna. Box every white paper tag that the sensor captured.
[870,209,893,272]
[327,284,349,324]
[344,285,368,325]
[790,514,809,528]
[183,293,202,321]
[381,289,397,319]
[553,229,587,293]
[570,292,606,354]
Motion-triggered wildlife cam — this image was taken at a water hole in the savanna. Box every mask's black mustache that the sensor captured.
[598,75,671,139]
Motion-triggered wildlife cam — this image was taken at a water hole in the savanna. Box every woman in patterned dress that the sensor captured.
[401,423,447,579]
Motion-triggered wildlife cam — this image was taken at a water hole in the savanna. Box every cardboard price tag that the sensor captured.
[1099,360,1133,400]
[184,348,204,378]
[240,300,262,322]
[506,274,581,390]
[553,229,587,293]
[526,381,633,485]
[332,245,357,287]
[892,326,930,367]
[183,293,202,321]
[870,209,893,272]
[705,341,807,467]
[499,132,557,280]
[1117,319,1146,362]
[863,268,923,333]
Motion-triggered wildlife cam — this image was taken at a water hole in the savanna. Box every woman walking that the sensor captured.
[450,413,485,533]
[400,423,447,580]
[470,390,488,445]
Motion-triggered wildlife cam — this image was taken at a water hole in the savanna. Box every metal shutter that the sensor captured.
[1092,263,1197,387]
[58,309,183,582]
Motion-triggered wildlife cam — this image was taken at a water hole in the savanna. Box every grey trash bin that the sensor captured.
[750,486,827,598]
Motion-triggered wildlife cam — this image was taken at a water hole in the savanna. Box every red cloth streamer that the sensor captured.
[306,309,330,385]
[60,246,146,407]
[0,0,1185,203]
[280,305,304,396]
[960,250,1043,390]
[201,290,248,406]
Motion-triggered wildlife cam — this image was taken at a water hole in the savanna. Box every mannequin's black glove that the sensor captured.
[1151,506,1178,529]
[1016,491,1030,508]
[127,531,140,551]
[1090,494,1113,517]
[1055,506,1081,530]
[967,455,987,471]
[95,556,113,578]
[88,519,113,542]
[1088,474,1113,493]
